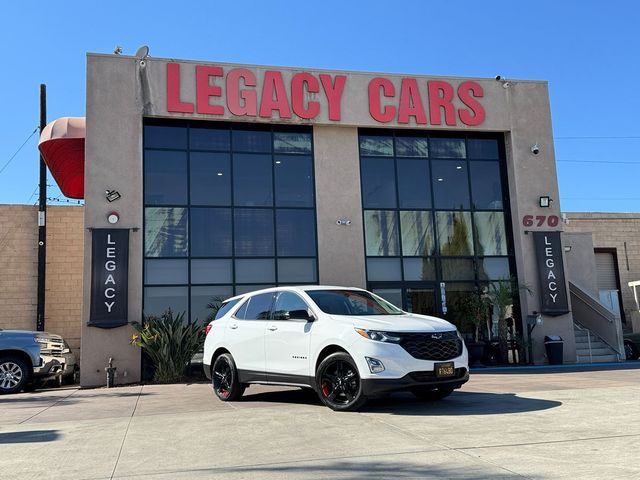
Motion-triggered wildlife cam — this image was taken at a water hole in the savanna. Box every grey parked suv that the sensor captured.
[0,329,70,394]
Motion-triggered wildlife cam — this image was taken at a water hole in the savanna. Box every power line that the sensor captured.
[557,159,640,165]
[0,127,39,176]
[555,136,640,140]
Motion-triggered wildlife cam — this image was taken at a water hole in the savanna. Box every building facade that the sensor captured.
[69,53,579,385]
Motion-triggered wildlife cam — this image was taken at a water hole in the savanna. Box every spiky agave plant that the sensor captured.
[131,309,205,383]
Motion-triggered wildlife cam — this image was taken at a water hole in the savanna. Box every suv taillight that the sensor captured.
[205,324,213,336]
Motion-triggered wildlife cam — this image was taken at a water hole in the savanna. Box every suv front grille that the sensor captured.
[396,331,462,361]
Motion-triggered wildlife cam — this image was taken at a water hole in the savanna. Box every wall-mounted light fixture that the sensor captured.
[564,246,572,252]
[336,218,352,226]
[539,196,552,208]
[105,190,121,202]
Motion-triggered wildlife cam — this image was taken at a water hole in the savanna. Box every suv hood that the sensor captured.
[331,313,455,332]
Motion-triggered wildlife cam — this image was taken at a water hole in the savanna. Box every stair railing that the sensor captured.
[574,322,593,363]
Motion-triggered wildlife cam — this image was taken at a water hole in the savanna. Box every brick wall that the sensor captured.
[0,205,84,354]
[564,212,640,320]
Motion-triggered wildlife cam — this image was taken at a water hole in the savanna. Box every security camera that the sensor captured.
[345,220,352,226]
[495,75,502,81]
[139,59,146,68]
[531,144,540,155]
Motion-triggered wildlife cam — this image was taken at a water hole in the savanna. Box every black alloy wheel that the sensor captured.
[0,356,31,394]
[411,386,455,401]
[211,353,245,401]
[625,341,640,361]
[316,352,367,411]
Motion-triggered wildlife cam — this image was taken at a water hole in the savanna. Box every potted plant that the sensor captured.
[485,278,531,364]
[460,293,491,367]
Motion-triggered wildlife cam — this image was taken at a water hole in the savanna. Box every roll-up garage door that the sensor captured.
[595,252,617,290]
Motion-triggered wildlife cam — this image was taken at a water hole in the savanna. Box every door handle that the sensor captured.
[229,323,238,330]
[267,325,278,331]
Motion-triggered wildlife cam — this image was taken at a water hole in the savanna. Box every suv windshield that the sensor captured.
[306,290,403,316]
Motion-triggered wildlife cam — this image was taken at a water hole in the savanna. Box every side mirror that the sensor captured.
[289,309,315,322]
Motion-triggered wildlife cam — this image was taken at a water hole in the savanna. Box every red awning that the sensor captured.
[38,117,86,199]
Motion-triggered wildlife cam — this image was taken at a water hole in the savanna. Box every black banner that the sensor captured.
[533,231,570,316]
[89,229,129,328]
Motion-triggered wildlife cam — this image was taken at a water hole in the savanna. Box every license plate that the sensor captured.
[435,362,455,378]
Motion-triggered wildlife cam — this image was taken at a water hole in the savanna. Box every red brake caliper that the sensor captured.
[321,382,331,397]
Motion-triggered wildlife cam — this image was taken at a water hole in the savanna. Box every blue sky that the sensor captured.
[1,1,638,211]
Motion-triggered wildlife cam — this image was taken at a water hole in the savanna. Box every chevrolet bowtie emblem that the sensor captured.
[431,333,443,339]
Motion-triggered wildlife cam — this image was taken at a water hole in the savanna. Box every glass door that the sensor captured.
[370,282,440,316]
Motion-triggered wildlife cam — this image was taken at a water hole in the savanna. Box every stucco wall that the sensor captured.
[564,213,640,320]
[0,205,83,355]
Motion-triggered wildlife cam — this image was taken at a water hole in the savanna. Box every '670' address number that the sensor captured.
[522,215,559,227]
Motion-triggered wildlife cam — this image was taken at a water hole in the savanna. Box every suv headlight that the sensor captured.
[355,328,401,343]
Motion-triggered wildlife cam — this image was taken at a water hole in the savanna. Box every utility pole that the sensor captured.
[36,84,47,332]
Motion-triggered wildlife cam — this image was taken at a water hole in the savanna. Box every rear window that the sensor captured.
[214,299,241,320]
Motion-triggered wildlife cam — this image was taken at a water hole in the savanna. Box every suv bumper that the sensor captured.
[361,368,469,396]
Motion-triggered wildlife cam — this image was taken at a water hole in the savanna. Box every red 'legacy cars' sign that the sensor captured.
[166,63,486,126]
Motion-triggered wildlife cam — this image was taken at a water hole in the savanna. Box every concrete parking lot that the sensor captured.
[1,368,639,479]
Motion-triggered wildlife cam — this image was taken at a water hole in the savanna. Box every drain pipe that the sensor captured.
[105,357,117,388]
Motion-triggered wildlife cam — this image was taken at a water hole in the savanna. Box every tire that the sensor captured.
[625,341,640,361]
[315,352,367,411]
[0,356,32,394]
[211,353,245,401]
[411,386,454,401]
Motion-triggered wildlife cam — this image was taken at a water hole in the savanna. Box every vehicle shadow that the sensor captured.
[364,391,561,416]
[239,388,561,415]
[0,430,59,444]
[0,391,153,405]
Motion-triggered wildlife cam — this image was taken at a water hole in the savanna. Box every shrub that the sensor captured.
[131,309,205,383]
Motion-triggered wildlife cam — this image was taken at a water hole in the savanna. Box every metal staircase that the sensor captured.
[574,323,621,363]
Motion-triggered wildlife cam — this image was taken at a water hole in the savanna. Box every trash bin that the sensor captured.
[544,335,564,365]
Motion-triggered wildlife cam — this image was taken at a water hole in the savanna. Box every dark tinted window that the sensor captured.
[274,155,314,207]
[214,299,241,320]
[272,292,310,320]
[233,154,273,206]
[190,128,230,151]
[468,139,499,159]
[276,209,316,256]
[397,159,431,208]
[234,209,274,256]
[470,161,503,210]
[244,292,274,320]
[144,150,188,205]
[144,125,187,149]
[232,130,271,152]
[190,208,232,257]
[361,157,397,208]
[190,152,231,206]
[432,160,470,209]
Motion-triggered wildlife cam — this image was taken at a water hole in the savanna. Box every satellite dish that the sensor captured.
[135,45,149,59]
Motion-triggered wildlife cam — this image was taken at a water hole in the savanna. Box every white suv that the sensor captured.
[203,286,469,411]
